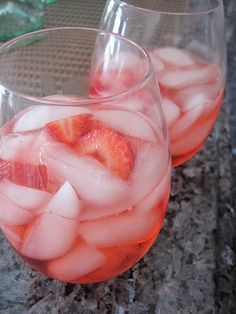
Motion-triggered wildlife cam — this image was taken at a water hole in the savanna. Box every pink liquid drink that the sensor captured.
[149,47,224,167]
[0,100,170,283]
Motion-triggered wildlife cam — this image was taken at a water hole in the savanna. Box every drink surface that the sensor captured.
[0,102,170,283]
[149,47,224,167]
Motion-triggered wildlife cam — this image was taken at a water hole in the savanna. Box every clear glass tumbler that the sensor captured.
[0,27,170,283]
[101,0,226,167]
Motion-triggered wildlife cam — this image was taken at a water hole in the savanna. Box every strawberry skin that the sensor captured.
[0,160,48,190]
[45,114,93,145]
[75,128,134,180]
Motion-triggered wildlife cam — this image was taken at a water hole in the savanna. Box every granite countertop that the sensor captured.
[0,0,235,313]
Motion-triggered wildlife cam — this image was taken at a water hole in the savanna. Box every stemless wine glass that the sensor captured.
[101,0,226,167]
[0,27,170,283]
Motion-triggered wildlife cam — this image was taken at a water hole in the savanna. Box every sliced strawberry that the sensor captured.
[75,128,134,180]
[86,119,104,132]
[0,160,48,190]
[125,135,145,154]
[45,114,93,144]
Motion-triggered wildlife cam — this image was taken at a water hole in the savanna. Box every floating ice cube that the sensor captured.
[170,119,213,155]
[0,178,51,211]
[130,143,168,205]
[21,212,78,260]
[134,90,162,116]
[98,51,144,74]
[90,52,146,97]
[149,49,165,72]
[28,130,55,164]
[169,104,204,142]
[44,181,81,219]
[135,162,171,214]
[79,200,129,221]
[156,47,195,67]
[0,133,37,161]
[119,98,145,112]
[13,106,92,133]
[79,208,159,247]
[143,100,166,133]
[162,97,180,128]
[94,108,157,142]
[174,83,220,111]
[159,64,219,90]
[47,243,106,282]
[0,194,33,225]
[187,41,212,62]
[41,143,129,207]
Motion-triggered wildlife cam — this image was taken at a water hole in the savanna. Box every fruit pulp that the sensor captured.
[149,47,224,167]
[0,102,170,283]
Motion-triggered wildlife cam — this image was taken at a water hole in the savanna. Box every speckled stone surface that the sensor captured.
[0,1,235,313]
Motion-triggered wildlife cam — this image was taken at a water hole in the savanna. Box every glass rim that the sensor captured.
[117,0,223,16]
[0,26,153,106]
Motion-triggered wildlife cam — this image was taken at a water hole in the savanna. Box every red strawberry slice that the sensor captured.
[86,119,104,132]
[0,160,48,190]
[45,114,93,145]
[125,135,145,154]
[75,128,134,180]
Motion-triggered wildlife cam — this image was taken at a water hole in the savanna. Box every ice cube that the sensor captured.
[169,104,204,142]
[21,212,78,260]
[0,178,51,211]
[79,208,159,247]
[98,51,144,74]
[162,97,180,128]
[159,64,220,90]
[143,99,166,133]
[79,200,128,221]
[0,194,33,225]
[94,108,157,142]
[28,130,55,164]
[119,97,144,112]
[115,93,164,131]
[13,106,92,133]
[0,133,37,161]
[129,143,167,205]
[135,162,171,214]
[47,243,106,282]
[44,181,81,219]
[170,119,213,155]
[90,52,146,97]
[149,49,165,72]
[41,143,129,207]
[156,47,195,67]
[174,83,220,111]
